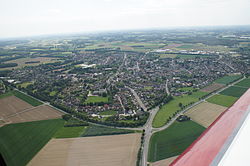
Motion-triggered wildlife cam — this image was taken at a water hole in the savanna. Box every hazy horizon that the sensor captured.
[1,0,250,38]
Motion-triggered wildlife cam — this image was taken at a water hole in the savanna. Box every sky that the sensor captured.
[0,0,250,38]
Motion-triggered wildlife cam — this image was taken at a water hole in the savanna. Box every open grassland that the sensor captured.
[214,75,242,85]
[201,83,225,92]
[1,57,60,70]
[4,105,64,124]
[152,91,208,128]
[82,125,134,137]
[54,126,87,138]
[0,119,64,166]
[151,156,178,166]
[12,90,43,106]
[184,102,227,128]
[235,78,250,88]
[176,54,211,59]
[148,121,205,162]
[19,82,33,88]
[28,133,141,166]
[220,86,248,97]
[84,96,109,104]
[99,110,117,115]
[206,94,238,107]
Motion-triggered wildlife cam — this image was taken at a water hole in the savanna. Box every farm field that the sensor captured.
[152,91,208,128]
[84,96,109,104]
[151,156,178,166]
[220,86,248,97]
[201,83,225,92]
[206,94,238,107]
[148,121,205,162]
[28,133,141,166]
[158,54,178,58]
[82,124,134,137]
[214,75,242,85]
[184,102,227,128]
[54,126,87,138]
[12,90,43,106]
[0,95,33,119]
[0,119,64,166]
[1,57,60,70]
[4,105,64,124]
[235,78,250,88]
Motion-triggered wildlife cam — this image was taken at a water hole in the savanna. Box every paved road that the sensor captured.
[140,76,245,166]
[126,86,147,112]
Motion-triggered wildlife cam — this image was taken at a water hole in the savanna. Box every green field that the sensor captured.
[0,91,13,99]
[152,91,208,128]
[49,90,57,96]
[206,94,238,107]
[81,125,134,137]
[12,90,43,106]
[176,54,210,59]
[235,78,250,88]
[99,110,117,116]
[54,126,87,138]
[0,90,42,106]
[19,82,33,88]
[220,86,248,97]
[148,121,205,162]
[84,96,109,104]
[176,44,194,49]
[0,119,64,166]
[214,75,242,85]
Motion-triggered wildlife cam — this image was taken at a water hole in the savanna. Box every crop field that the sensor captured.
[148,121,205,162]
[0,96,33,119]
[214,75,242,85]
[12,90,43,106]
[201,83,225,92]
[176,44,194,49]
[28,133,141,166]
[235,78,250,88]
[4,105,64,124]
[1,57,60,70]
[84,96,109,104]
[0,119,64,166]
[82,125,134,137]
[152,91,208,128]
[158,54,178,58]
[184,102,227,128]
[151,156,178,166]
[206,94,238,107]
[220,86,248,97]
[54,126,87,138]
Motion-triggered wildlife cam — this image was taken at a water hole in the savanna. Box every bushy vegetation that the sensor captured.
[0,119,64,166]
[148,121,205,162]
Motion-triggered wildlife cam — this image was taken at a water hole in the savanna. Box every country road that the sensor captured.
[140,76,245,166]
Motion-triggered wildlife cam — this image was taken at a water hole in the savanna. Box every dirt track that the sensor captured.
[184,102,227,128]
[28,133,141,166]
